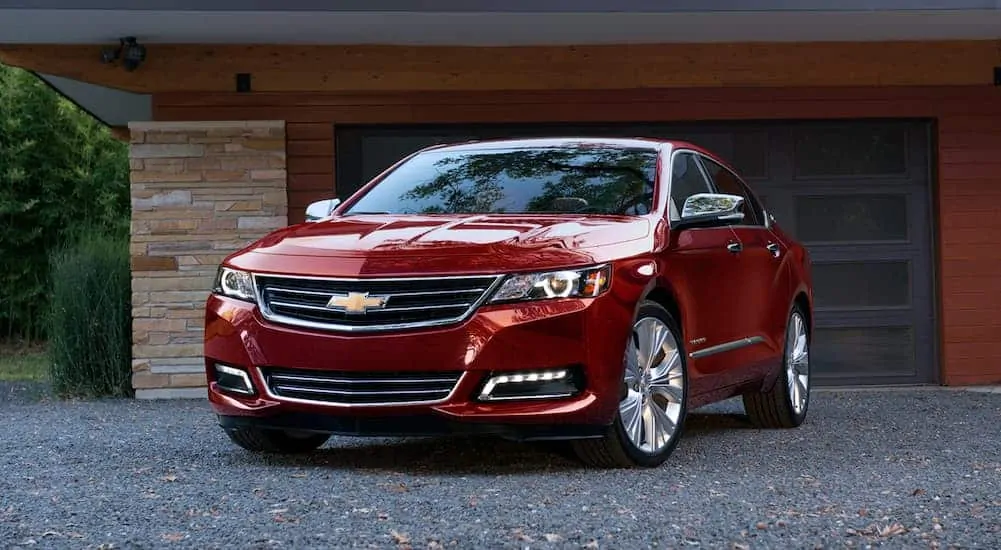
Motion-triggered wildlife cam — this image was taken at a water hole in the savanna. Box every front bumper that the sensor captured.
[204,277,643,437]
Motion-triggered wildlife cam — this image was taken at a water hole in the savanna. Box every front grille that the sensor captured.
[261,367,463,405]
[254,274,502,332]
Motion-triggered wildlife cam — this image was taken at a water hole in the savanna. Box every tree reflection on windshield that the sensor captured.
[343,146,659,216]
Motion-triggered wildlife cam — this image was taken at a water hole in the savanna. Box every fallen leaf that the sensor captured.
[162,533,185,542]
[544,534,564,543]
[879,523,907,538]
[732,543,750,550]
[390,530,410,544]
[291,473,307,478]
[912,489,926,496]
[583,540,600,550]
[161,475,178,482]
[511,528,533,542]
[384,482,408,493]
[755,522,768,530]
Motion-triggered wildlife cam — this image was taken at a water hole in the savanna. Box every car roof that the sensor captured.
[417,136,705,154]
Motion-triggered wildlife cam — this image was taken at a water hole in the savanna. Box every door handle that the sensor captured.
[766,242,781,258]
[727,241,742,254]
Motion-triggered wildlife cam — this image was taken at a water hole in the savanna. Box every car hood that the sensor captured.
[230,214,654,277]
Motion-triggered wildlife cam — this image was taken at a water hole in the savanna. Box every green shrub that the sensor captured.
[47,231,132,398]
[0,62,130,339]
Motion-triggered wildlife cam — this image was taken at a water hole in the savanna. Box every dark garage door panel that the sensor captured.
[335,120,936,386]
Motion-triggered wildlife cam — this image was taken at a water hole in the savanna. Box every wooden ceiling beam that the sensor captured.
[1,41,999,94]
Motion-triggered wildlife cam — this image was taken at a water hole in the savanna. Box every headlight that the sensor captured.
[488,265,611,304]
[214,267,256,302]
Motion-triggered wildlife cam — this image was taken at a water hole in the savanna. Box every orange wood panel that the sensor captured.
[286,122,336,141]
[947,374,1001,384]
[287,156,334,175]
[3,41,999,93]
[288,174,335,191]
[937,108,1001,384]
[287,140,335,157]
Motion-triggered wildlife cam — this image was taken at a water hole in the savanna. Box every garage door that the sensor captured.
[335,120,936,386]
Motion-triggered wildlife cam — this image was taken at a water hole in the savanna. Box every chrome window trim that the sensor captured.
[696,152,769,228]
[251,272,506,333]
[257,367,468,408]
[664,147,716,226]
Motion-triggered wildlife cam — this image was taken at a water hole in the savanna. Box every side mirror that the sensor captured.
[304,198,341,222]
[675,193,745,229]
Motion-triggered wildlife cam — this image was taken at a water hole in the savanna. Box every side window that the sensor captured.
[736,178,768,226]
[700,156,762,226]
[669,152,713,221]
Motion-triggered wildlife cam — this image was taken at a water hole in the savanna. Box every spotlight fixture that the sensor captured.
[100,36,147,72]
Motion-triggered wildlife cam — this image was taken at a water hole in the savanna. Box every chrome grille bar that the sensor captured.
[260,367,464,406]
[253,273,504,333]
[272,385,447,397]
[269,301,472,314]
[269,373,458,385]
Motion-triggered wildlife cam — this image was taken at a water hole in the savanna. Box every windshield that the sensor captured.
[342,146,659,216]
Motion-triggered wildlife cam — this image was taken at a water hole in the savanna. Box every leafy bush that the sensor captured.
[47,231,132,398]
[0,63,130,339]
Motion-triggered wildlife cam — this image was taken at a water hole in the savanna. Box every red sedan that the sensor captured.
[204,137,814,468]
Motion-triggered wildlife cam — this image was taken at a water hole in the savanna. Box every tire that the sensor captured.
[224,426,330,454]
[743,303,811,429]
[572,301,688,468]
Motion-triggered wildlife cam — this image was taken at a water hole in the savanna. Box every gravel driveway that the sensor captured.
[1,386,999,549]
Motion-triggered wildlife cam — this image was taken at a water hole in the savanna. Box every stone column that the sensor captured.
[128,121,287,398]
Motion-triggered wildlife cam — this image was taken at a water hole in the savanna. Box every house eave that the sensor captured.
[0,9,999,45]
[2,0,999,12]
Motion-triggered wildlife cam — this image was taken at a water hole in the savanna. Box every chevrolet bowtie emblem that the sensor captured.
[326,292,387,314]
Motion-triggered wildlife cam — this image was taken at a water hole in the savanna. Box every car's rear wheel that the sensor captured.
[224,426,330,453]
[743,304,811,428]
[572,301,688,468]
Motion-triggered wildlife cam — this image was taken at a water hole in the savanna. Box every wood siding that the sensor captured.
[153,85,1001,385]
[3,40,1000,93]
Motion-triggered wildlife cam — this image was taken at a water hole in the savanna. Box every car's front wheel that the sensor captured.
[572,301,688,468]
[224,426,330,454]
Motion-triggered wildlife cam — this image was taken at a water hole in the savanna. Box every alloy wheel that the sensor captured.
[786,312,810,415]
[620,317,685,454]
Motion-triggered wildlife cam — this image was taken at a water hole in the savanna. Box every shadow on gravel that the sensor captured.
[231,434,587,475]
[683,411,757,436]
[226,410,755,474]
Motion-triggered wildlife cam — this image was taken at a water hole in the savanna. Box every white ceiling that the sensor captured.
[1,9,1000,44]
